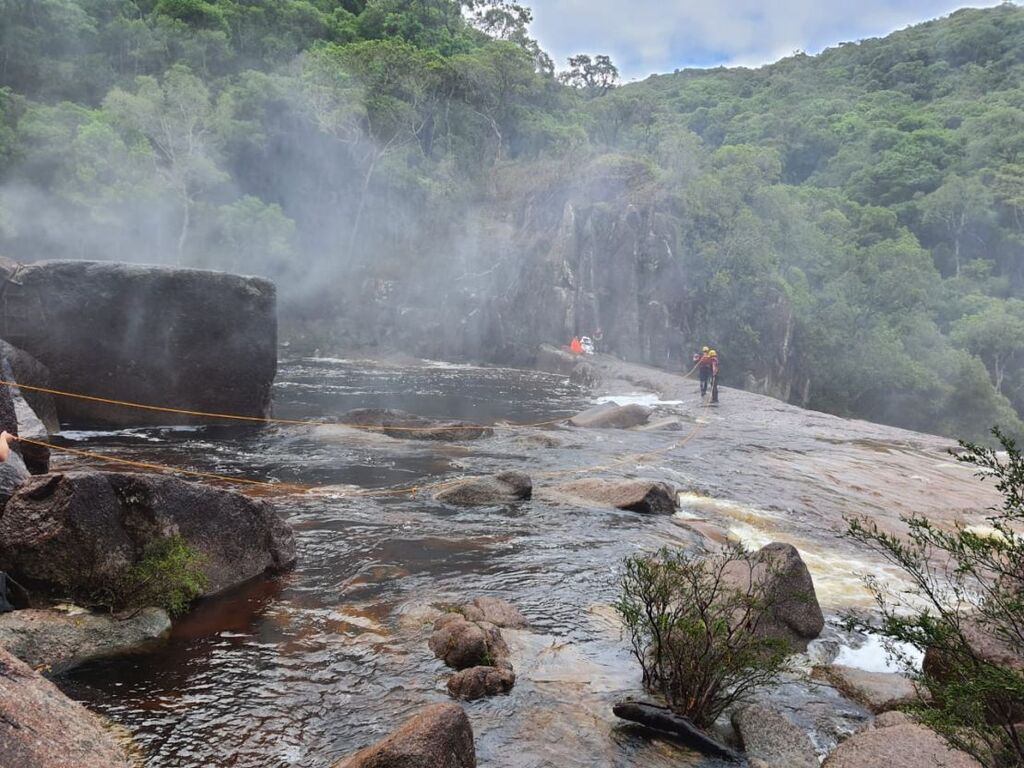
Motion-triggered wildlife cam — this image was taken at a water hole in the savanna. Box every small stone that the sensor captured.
[447,665,516,700]
[460,597,528,628]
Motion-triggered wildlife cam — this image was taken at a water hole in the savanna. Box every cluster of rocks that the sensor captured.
[0,261,295,768]
[429,597,527,701]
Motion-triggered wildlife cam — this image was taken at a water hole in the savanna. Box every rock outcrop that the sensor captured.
[0,645,139,767]
[567,402,651,428]
[553,478,677,514]
[459,597,528,629]
[0,607,170,673]
[434,472,532,506]
[428,613,509,670]
[0,471,296,603]
[822,718,982,768]
[335,702,476,768]
[723,542,824,652]
[0,260,277,427]
[813,665,925,714]
[341,408,493,441]
[447,665,516,700]
[731,704,818,768]
[0,338,59,433]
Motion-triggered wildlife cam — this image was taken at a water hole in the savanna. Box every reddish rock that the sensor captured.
[447,666,516,700]
[335,703,475,768]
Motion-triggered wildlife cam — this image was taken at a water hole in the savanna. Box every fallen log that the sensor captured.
[612,700,741,761]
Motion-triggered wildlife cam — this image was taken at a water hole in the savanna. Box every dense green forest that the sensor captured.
[1,0,1023,441]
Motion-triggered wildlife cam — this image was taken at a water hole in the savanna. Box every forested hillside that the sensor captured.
[1,0,1023,441]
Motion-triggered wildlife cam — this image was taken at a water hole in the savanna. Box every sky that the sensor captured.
[527,0,1006,80]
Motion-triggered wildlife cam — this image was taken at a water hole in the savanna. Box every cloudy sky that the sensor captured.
[527,0,1004,80]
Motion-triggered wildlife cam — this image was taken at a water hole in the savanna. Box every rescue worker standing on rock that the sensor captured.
[693,346,714,397]
[709,350,720,404]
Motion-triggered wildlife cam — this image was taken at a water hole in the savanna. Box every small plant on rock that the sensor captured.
[615,544,791,728]
[118,535,208,617]
[846,427,1024,768]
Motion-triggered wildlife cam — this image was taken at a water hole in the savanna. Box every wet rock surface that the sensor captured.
[822,720,983,768]
[335,702,476,768]
[0,260,277,427]
[429,613,510,670]
[0,471,296,601]
[0,607,170,673]
[341,408,494,440]
[552,478,677,514]
[0,645,139,767]
[568,402,651,428]
[447,665,516,700]
[813,664,925,713]
[459,597,528,628]
[731,704,818,768]
[434,472,532,506]
[0,338,60,434]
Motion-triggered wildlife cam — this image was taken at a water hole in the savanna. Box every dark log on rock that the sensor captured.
[0,260,276,427]
[612,700,741,761]
[341,408,493,441]
[0,471,296,604]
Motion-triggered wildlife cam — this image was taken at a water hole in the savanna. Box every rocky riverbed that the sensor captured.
[1,350,1002,767]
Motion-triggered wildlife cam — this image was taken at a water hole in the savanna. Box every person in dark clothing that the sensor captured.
[693,346,713,396]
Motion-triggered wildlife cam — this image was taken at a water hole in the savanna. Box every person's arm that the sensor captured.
[0,431,17,463]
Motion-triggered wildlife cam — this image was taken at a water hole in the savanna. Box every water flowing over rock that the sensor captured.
[723,542,824,652]
[822,718,982,768]
[0,607,170,673]
[334,702,476,768]
[813,665,926,713]
[459,597,528,628]
[428,613,510,670]
[0,260,277,427]
[552,478,677,514]
[340,408,493,441]
[0,471,296,602]
[567,402,652,428]
[0,645,139,767]
[434,472,532,506]
[447,665,516,700]
[731,704,818,768]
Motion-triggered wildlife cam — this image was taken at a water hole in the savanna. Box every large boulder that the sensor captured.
[813,665,926,714]
[428,613,509,670]
[0,607,170,673]
[0,260,276,427]
[0,471,296,603]
[434,472,532,506]
[0,449,29,508]
[340,408,493,441]
[335,702,475,768]
[553,478,677,514]
[0,645,139,767]
[0,338,60,433]
[568,402,651,429]
[723,542,824,652]
[447,665,516,700]
[731,704,818,768]
[822,719,982,768]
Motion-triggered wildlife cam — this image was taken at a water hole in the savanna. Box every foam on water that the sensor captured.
[594,392,683,407]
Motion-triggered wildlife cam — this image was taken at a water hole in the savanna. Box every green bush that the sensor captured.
[615,544,791,728]
[119,536,209,617]
[847,427,1024,768]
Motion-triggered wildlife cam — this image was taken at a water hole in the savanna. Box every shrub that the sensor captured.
[118,535,209,617]
[846,427,1024,768]
[615,544,791,728]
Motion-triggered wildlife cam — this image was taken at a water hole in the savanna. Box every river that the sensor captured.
[51,356,999,767]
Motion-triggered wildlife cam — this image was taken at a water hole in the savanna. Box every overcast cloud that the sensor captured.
[527,0,1005,80]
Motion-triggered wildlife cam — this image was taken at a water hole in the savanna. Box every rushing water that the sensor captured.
[52,357,995,767]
